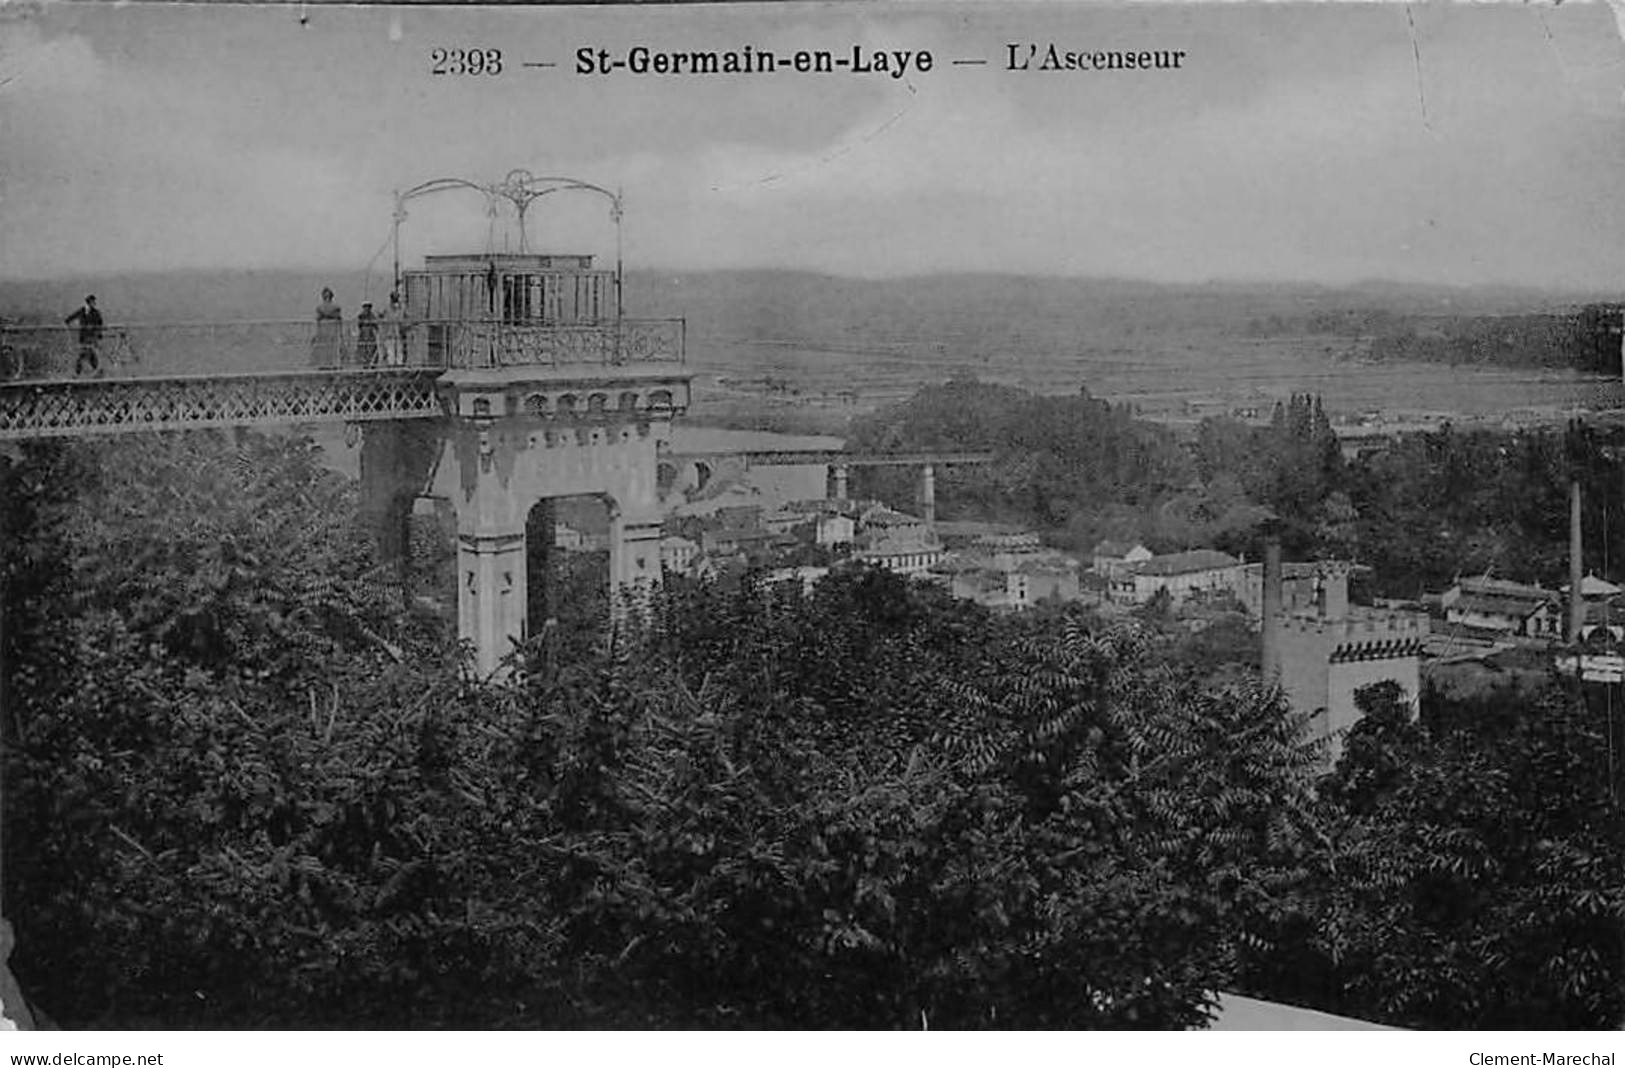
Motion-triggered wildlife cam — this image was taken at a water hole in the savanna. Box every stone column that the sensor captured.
[442,407,532,677]
[457,527,527,676]
[920,463,936,525]
[1262,540,1283,684]
[608,510,664,621]
[525,499,556,633]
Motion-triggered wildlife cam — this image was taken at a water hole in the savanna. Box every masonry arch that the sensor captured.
[524,492,616,640]
[426,388,675,676]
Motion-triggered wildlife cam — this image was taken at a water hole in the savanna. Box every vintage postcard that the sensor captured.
[1,0,1623,1047]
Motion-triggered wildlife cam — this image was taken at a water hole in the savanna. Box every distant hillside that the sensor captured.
[1246,303,1625,374]
[628,271,1605,353]
[2,267,1603,333]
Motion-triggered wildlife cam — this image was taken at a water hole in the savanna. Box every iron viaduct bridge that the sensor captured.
[2,172,991,674]
[0,311,988,675]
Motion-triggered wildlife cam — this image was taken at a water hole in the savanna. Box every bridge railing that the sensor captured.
[407,318,685,369]
[0,320,336,380]
[0,317,685,382]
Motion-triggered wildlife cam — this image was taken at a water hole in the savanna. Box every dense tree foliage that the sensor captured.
[1,434,490,1026]
[855,378,1625,599]
[1237,679,1625,1030]
[1345,424,1625,597]
[1,432,1332,1028]
[844,378,1191,535]
[4,428,1621,1030]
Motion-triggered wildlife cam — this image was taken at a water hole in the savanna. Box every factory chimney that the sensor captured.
[1262,538,1283,683]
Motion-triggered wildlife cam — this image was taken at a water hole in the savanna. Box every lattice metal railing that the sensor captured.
[0,369,441,440]
[415,318,685,369]
[1,317,685,382]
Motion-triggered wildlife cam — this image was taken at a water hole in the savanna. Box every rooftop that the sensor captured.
[859,529,943,556]
[976,531,1043,549]
[1562,573,1623,598]
[1451,592,1556,619]
[1093,539,1149,558]
[935,520,1028,541]
[1134,549,1239,577]
[861,506,926,528]
[1455,575,1557,599]
[1242,561,1344,580]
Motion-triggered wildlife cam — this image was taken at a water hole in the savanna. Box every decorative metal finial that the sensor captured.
[392,169,625,265]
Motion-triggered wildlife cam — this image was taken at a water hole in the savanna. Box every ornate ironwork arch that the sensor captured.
[390,170,626,317]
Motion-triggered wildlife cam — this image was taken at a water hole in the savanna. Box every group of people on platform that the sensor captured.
[311,287,407,369]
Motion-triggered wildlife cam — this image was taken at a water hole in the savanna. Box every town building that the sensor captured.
[1580,599,1624,645]
[849,503,943,575]
[854,525,944,576]
[701,525,792,562]
[763,507,808,536]
[935,520,1028,550]
[1239,560,1350,618]
[1113,549,1243,605]
[1438,576,1562,639]
[1266,559,1427,763]
[1562,573,1623,601]
[1091,539,1153,576]
[932,531,1083,611]
[781,499,858,547]
[659,534,698,575]
[940,567,1029,611]
[815,511,856,548]
[763,565,830,595]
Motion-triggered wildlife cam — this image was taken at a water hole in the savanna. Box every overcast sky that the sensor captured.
[3,1,1624,288]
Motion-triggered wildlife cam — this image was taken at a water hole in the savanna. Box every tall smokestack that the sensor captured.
[1570,478,1585,645]
[1262,539,1283,682]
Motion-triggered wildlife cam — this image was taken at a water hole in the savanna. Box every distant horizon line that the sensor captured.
[1,264,1617,300]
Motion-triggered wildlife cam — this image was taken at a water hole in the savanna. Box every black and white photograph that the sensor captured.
[1,0,1623,1044]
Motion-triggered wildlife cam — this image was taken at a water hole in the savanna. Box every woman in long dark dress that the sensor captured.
[311,287,342,367]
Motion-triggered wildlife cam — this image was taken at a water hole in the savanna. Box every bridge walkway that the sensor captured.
[0,317,686,441]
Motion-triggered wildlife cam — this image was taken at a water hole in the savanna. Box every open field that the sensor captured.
[684,333,1624,429]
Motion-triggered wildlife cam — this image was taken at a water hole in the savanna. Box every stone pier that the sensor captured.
[361,366,690,675]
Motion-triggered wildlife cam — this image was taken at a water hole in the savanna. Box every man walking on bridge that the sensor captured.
[63,295,103,376]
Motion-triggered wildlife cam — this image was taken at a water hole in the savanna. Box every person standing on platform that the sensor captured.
[311,287,342,368]
[64,295,103,376]
[355,301,379,366]
[380,290,405,366]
